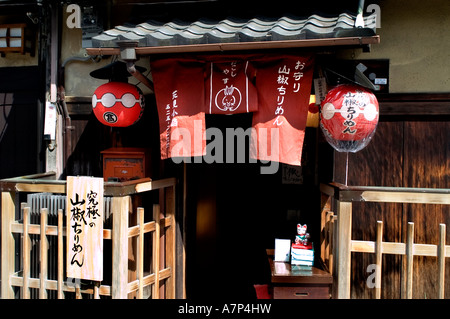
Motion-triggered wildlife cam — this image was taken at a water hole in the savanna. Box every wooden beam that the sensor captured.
[85,36,380,56]
[321,183,450,205]
[377,93,450,116]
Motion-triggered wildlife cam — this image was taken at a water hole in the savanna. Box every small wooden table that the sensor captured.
[267,249,333,299]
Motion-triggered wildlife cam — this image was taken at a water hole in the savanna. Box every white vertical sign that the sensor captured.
[66,176,104,281]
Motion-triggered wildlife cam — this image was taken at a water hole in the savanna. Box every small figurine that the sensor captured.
[295,224,310,246]
[291,223,313,266]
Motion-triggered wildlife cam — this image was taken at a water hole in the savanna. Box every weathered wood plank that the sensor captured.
[1,191,16,299]
[152,204,160,299]
[405,222,414,299]
[165,185,176,299]
[137,207,144,299]
[438,224,446,299]
[40,208,48,299]
[57,209,64,299]
[22,207,30,299]
[336,201,352,299]
[111,196,130,299]
[375,221,383,299]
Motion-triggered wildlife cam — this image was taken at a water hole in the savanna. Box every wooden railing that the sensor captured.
[1,172,178,299]
[320,182,450,299]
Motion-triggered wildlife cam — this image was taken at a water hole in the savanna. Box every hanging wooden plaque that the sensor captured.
[66,176,104,281]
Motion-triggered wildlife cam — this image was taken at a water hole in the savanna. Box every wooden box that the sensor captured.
[101,147,150,182]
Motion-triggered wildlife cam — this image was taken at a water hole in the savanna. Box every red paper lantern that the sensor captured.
[92,82,144,127]
[320,84,379,152]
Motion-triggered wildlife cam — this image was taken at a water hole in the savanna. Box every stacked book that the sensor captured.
[291,243,314,266]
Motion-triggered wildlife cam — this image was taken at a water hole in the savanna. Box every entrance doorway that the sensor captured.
[184,114,322,299]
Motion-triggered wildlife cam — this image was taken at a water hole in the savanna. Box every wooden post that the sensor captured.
[165,185,176,299]
[1,191,15,299]
[137,207,144,299]
[181,163,187,299]
[94,282,100,299]
[329,214,337,276]
[375,221,383,299]
[40,208,48,299]
[405,222,414,299]
[57,209,64,299]
[438,224,446,299]
[22,206,30,299]
[336,200,352,299]
[112,196,130,299]
[153,204,160,299]
[75,286,82,299]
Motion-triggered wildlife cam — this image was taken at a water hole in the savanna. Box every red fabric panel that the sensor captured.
[151,57,206,159]
[250,54,315,166]
[205,58,258,114]
[151,54,314,165]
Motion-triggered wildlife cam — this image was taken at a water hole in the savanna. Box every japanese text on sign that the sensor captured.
[273,60,305,126]
[66,176,104,281]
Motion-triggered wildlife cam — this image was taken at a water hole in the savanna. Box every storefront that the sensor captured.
[80,0,379,299]
[3,0,449,301]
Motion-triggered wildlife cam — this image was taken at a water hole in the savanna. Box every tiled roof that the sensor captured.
[91,12,377,48]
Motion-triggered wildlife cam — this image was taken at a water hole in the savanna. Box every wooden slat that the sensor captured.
[22,207,30,299]
[11,222,114,240]
[323,182,450,204]
[352,242,436,257]
[382,242,406,255]
[438,224,446,299]
[336,201,352,299]
[40,208,48,299]
[375,221,383,299]
[1,191,16,299]
[137,207,144,299]
[405,222,414,299]
[57,209,64,299]
[351,240,375,253]
[134,178,176,194]
[413,244,438,256]
[15,183,66,194]
[127,218,171,238]
[127,267,172,293]
[152,204,160,299]
[165,185,176,299]
[360,191,450,205]
[111,196,130,299]
[10,275,112,295]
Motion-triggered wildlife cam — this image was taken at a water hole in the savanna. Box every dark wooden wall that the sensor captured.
[0,66,42,179]
[333,94,450,299]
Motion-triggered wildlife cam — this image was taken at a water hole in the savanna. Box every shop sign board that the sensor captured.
[66,176,104,281]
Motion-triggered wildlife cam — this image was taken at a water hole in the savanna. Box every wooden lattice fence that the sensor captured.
[1,173,179,299]
[320,182,450,299]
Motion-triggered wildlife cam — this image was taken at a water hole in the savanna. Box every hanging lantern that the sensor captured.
[320,84,379,152]
[92,82,144,127]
